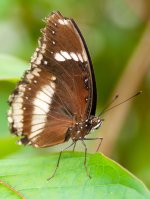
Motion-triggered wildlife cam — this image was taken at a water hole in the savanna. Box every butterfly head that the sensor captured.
[89,116,103,130]
[68,116,103,142]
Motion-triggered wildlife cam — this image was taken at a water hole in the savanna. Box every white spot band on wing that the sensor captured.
[60,51,71,60]
[70,52,79,61]
[58,19,68,25]
[54,53,66,61]
[30,83,55,139]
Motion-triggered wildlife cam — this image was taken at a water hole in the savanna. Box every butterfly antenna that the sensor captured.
[99,94,119,117]
[99,91,142,116]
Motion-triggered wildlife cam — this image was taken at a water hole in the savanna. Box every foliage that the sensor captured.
[0,152,150,199]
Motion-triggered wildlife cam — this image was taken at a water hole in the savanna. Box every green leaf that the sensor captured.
[0,152,149,199]
[0,54,27,80]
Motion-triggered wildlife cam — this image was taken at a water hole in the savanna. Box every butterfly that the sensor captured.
[8,11,103,179]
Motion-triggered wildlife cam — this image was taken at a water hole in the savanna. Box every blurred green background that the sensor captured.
[0,0,150,189]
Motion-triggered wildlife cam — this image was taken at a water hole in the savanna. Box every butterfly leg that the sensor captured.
[83,137,103,152]
[47,142,75,181]
[81,140,91,179]
[72,141,77,152]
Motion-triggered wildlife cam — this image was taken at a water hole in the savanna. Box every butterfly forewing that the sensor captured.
[8,11,96,148]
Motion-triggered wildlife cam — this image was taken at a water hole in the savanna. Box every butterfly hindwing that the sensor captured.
[8,11,97,147]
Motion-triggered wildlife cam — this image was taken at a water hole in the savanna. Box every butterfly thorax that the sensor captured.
[66,116,103,141]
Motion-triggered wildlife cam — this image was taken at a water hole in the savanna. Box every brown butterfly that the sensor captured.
[8,11,103,179]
